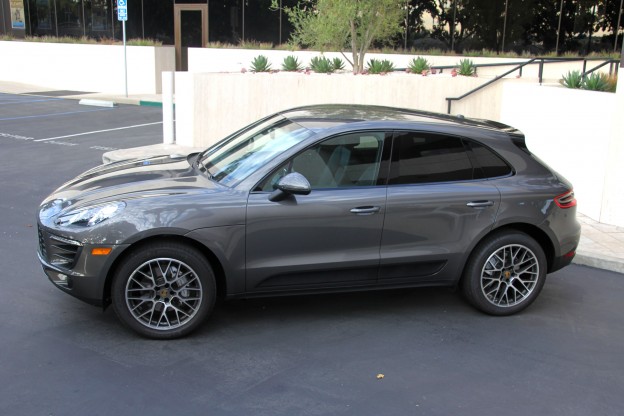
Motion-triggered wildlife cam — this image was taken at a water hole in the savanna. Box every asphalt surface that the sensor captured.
[1,92,623,416]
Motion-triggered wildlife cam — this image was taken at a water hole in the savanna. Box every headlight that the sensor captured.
[55,202,126,227]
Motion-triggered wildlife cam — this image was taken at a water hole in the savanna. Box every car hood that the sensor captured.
[41,154,221,213]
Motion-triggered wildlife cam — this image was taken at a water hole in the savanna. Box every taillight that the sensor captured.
[555,190,576,209]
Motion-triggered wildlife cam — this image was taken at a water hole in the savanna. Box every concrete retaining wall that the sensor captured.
[188,47,615,81]
[174,71,506,148]
[0,41,175,94]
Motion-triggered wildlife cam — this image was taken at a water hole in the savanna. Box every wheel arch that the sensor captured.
[102,234,227,307]
[459,222,556,285]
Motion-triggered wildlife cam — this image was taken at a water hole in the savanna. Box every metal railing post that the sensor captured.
[538,59,544,85]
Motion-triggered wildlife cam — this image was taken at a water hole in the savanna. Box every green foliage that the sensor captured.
[560,71,616,93]
[281,55,303,71]
[331,57,346,71]
[250,55,272,72]
[560,70,583,89]
[408,56,430,74]
[457,59,476,76]
[366,58,395,74]
[127,38,163,46]
[581,72,611,92]
[310,56,334,73]
[275,0,403,73]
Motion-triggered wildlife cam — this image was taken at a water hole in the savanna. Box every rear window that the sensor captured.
[467,141,513,178]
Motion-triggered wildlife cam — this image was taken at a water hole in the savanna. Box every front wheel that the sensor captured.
[462,232,547,316]
[112,242,216,339]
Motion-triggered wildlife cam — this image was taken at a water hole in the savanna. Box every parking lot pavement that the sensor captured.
[1,92,624,415]
[0,92,162,154]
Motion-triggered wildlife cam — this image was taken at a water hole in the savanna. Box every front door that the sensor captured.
[245,131,391,293]
[174,4,208,71]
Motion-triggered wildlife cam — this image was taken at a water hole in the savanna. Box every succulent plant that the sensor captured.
[250,55,271,72]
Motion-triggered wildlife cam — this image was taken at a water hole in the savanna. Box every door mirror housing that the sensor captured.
[269,172,311,202]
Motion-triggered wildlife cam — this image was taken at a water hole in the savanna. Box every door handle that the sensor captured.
[350,206,381,215]
[466,201,494,208]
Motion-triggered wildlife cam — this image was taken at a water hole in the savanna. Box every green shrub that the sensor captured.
[560,70,583,89]
[582,72,610,92]
[331,57,345,71]
[281,55,303,71]
[408,56,430,74]
[250,55,272,72]
[367,58,395,74]
[457,59,476,76]
[310,56,334,73]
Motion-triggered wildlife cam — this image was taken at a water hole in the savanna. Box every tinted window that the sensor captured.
[390,132,476,185]
[259,132,385,191]
[467,141,513,178]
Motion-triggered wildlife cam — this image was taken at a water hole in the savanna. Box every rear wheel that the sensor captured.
[112,242,216,339]
[462,232,546,315]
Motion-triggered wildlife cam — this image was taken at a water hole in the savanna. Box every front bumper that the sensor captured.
[37,225,128,306]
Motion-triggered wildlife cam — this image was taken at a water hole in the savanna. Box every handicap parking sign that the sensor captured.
[117,0,128,21]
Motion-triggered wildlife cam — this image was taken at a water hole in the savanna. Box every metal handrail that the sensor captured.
[582,59,620,78]
[443,57,619,114]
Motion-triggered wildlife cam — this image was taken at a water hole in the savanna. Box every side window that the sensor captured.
[389,132,476,185]
[258,132,385,191]
[466,141,512,178]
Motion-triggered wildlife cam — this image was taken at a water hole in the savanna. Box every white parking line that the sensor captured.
[34,121,163,142]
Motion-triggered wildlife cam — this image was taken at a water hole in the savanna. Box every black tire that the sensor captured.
[112,242,216,339]
[461,231,547,316]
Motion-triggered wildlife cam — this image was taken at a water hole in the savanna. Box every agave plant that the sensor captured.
[560,70,582,89]
[408,56,430,74]
[367,59,395,74]
[281,55,302,72]
[310,56,334,74]
[250,55,271,73]
[331,57,345,71]
[581,72,610,92]
[457,59,476,76]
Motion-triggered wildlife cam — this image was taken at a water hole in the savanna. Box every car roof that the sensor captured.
[278,104,520,135]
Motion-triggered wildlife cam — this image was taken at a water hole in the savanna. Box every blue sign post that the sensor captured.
[117,0,128,97]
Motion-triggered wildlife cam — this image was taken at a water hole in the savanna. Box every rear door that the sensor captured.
[379,131,502,284]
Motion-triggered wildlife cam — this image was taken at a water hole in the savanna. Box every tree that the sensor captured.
[274,0,404,73]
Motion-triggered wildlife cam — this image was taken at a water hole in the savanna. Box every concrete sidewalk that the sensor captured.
[0,80,163,106]
[1,81,622,275]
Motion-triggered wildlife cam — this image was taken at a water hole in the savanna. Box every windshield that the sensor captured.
[199,115,314,187]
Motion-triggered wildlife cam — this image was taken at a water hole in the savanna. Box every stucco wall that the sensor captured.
[174,71,506,148]
[500,83,619,225]
[0,41,175,94]
[600,75,624,226]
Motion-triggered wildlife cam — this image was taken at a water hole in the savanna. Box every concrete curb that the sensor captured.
[572,252,624,274]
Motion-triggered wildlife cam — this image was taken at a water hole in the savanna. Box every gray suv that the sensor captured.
[37,105,580,339]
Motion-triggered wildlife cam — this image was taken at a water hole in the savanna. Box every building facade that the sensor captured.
[0,0,295,45]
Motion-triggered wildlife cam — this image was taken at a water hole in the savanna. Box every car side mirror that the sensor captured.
[269,172,311,202]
